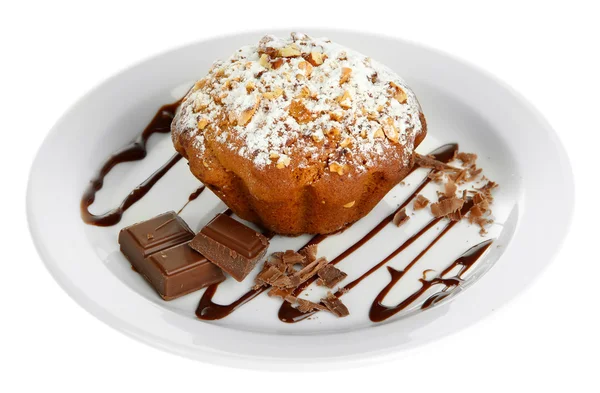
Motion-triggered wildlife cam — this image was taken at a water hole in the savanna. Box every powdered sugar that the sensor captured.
[173,33,425,171]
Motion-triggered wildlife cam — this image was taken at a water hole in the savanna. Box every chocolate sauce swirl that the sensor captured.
[80,99,182,226]
[370,238,493,321]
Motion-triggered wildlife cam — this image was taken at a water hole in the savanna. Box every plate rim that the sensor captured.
[26,28,575,370]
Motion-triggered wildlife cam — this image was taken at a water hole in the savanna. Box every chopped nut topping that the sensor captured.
[289,99,313,123]
[269,151,280,160]
[297,86,311,99]
[197,118,209,130]
[306,51,324,66]
[343,200,355,208]
[245,81,255,93]
[329,111,343,121]
[263,88,284,99]
[340,137,353,148]
[326,127,341,138]
[389,82,408,104]
[298,61,313,77]
[259,53,270,68]
[270,58,284,70]
[329,162,346,175]
[383,118,399,143]
[236,95,261,126]
[279,44,301,57]
[373,128,385,139]
[339,67,352,85]
[337,90,352,109]
[276,154,291,168]
[193,78,207,91]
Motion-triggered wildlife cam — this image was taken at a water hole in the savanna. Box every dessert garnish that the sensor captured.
[190,213,270,281]
[118,212,225,300]
[316,265,348,288]
[392,208,410,227]
[413,194,430,210]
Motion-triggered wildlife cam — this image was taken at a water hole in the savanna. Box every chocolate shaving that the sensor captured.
[282,249,306,265]
[413,195,430,210]
[297,298,328,313]
[268,287,296,303]
[299,244,318,265]
[393,208,410,227]
[448,169,468,184]
[415,154,461,172]
[254,265,285,288]
[271,257,329,288]
[321,292,350,317]
[430,197,465,218]
[427,170,445,184]
[444,179,457,198]
[465,167,483,182]
[269,288,328,312]
[317,265,348,288]
[453,151,478,167]
[467,182,497,234]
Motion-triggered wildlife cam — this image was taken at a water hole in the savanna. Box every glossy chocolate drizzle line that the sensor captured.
[177,185,206,215]
[196,144,458,321]
[370,238,493,321]
[80,99,182,226]
[420,239,493,310]
[280,200,492,324]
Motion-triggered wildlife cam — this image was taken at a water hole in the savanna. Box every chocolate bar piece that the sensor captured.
[145,242,225,300]
[189,214,269,281]
[118,211,225,300]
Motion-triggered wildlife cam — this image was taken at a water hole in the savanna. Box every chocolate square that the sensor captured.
[118,211,225,300]
[118,211,194,266]
[189,214,269,281]
[146,242,226,300]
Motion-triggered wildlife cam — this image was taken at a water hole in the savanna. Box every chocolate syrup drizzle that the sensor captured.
[369,238,493,321]
[177,186,206,215]
[80,99,182,226]
[80,99,493,324]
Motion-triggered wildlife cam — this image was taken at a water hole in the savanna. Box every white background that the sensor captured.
[2,0,598,391]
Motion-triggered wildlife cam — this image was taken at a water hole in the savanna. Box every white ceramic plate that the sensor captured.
[27,29,573,369]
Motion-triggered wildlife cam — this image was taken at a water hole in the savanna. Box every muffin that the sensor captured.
[172,33,427,235]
